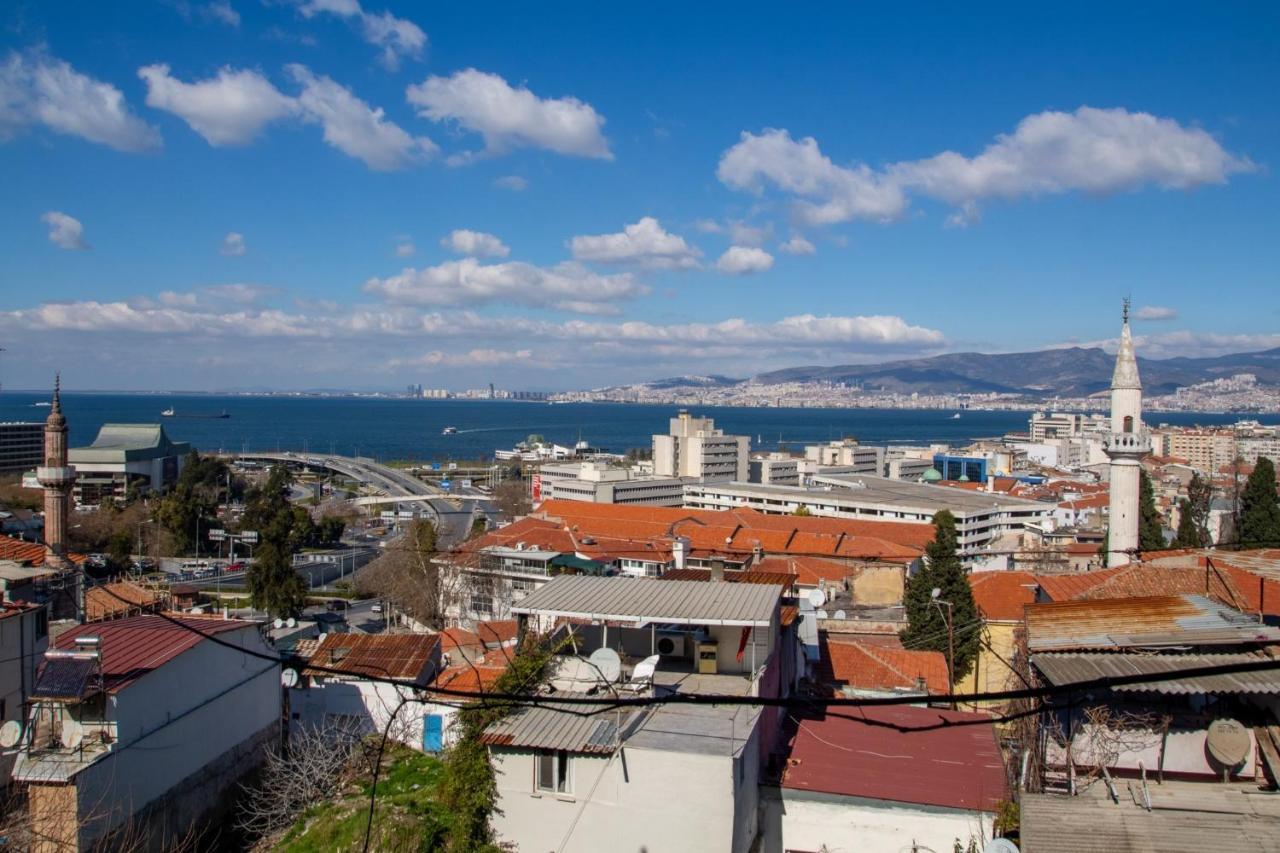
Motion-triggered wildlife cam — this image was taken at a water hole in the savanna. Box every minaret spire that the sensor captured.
[1103,300,1150,567]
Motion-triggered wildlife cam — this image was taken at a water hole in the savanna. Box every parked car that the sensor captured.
[370,603,383,613]
[326,599,348,612]
[226,561,245,573]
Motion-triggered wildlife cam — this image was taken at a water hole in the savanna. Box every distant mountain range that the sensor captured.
[749,346,1280,397]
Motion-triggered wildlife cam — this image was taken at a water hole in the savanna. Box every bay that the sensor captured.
[0,391,1252,464]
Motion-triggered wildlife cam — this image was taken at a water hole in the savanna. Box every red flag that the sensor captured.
[736,626,752,662]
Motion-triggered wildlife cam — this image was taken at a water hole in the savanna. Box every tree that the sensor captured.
[1138,469,1164,552]
[355,520,461,630]
[153,451,242,555]
[1240,456,1280,549]
[492,479,531,519]
[792,504,812,517]
[1171,472,1213,549]
[900,510,980,680]
[242,466,308,618]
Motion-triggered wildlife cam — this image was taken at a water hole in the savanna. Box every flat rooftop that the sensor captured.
[692,475,1049,515]
[513,575,780,627]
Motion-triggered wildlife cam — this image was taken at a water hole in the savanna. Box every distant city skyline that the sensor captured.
[2,2,1278,391]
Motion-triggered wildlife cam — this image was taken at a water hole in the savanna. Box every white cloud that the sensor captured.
[41,211,88,250]
[778,235,815,255]
[493,175,528,191]
[296,0,425,70]
[568,217,700,270]
[720,108,1253,226]
[363,258,647,311]
[1079,329,1280,360]
[220,231,247,256]
[1,50,160,152]
[718,128,906,224]
[1135,305,1177,321]
[716,246,773,275]
[287,64,436,170]
[202,283,275,303]
[406,68,610,161]
[205,1,240,26]
[394,240,415,257]
[392,348,534,368]
[139,64,296,145]
[441,229,509,258]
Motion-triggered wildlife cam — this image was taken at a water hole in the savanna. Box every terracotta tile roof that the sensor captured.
[817,634,949,695]
[305,632,440,683]
[968,571,1039,621]
[782,705,1007,812]
[53,615,254,694]
[439,626,483,653]
[84,581,161,622]
[0,534,86,567]
[434,645,514,695]
[1058,494,1110,510]
[660,568,796,587]
[1072,564,1241,605]
[754,556,854,587]
[476,619,518,647]
[1035,570,1117,601]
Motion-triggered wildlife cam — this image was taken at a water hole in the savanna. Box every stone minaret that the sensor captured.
[1104,301,1150,567]
[36,374,77,570]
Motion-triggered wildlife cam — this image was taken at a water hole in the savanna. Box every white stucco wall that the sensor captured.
[491,740,757,853]
[290,679,450,752]
[760,788,994,853]
[74,624,280,840]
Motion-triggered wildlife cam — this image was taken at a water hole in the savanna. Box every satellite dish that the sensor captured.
[816,609,828,619]
[807,588,826,608]
[60,719,84,750]
[281,668,299,688]
[1206,718,1251,767]
[834,610,847,620]
[984,840,1020,853]
[273,618,284,629]
[286,617,297,629]
[0,720,23,748]
[588,648,622,684]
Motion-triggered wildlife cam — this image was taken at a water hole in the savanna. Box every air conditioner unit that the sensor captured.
[656,632,685,657]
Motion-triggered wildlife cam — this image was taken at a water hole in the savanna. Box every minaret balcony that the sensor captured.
[35,465,77,487]
[1104,431,1151,457]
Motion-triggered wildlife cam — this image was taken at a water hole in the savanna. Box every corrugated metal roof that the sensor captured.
[305,632,439,683]
[480,703,642,753]
[1033,652,1280,694]
[512,576,781,627]
[1021,781,1280,852]
[51,615,254,694]
[1026,594,1280,651]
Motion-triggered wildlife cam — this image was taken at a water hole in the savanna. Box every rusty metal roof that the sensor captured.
[1033,652,1280,695]
[1025,594,1280,651]
[305,632,440,683]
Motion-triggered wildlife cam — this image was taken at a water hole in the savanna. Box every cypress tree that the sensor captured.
[900,510,980,679]
[1138,469,1165,552]
[1240,456,1280,549]
[242,466,308,618]
[1171,498,1204,548]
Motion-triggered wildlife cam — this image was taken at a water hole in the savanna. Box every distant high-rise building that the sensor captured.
[1104,301,1150,567]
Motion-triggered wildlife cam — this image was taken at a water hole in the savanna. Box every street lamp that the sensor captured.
[931,587,955,709]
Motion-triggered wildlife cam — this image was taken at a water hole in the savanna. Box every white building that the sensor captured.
[67,423,191,505]
[653,411,749,482]
[1103,303,1150,567]
[748,453,800,486]
[536,460,689,507]
[13,615,279,850]
[683,475,1051,561]
[804,438,885,472]
[486,575,793,853]
[288,632,442,751]
[0,600,48,782]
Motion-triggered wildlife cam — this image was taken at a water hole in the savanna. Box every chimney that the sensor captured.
[672,537,689,570]
[987,474,996,491]
[711,558,725,583]
[916,675,928,694]
[751,544,764,566]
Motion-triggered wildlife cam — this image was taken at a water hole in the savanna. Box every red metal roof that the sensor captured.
[781,705,1007,812]
[52,614,254,694]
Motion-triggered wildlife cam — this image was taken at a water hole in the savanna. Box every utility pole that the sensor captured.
[931,588,955,709]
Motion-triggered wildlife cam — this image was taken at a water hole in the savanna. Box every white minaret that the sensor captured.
[1104,299,1150,567]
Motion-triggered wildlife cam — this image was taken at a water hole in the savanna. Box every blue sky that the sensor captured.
[2,1,1278,390]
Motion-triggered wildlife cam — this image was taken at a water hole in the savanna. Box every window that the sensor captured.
[34,609,48,640]
[535,749,571,794]
[1123,415,1134,434]
[470,594,493,617]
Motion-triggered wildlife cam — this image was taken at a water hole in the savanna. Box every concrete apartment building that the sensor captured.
[0,599,48,782]
[13,615,279,850]
[652,411,748,482]
[0,422,44,473]
[683,474,1051,560]
[535,460,689,507]
[68,423,191,505]
[748,452,800,486]
[487,575,790,853]
[804,438,885,473]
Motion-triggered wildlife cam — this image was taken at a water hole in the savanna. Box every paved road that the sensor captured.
[227,452,496,547]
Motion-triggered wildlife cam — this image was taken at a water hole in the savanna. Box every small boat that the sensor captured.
[33,401,51,407]
[161,407,175,417]
[162,407,230,419]
[951,413,962,419]
[442,426,458,435]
